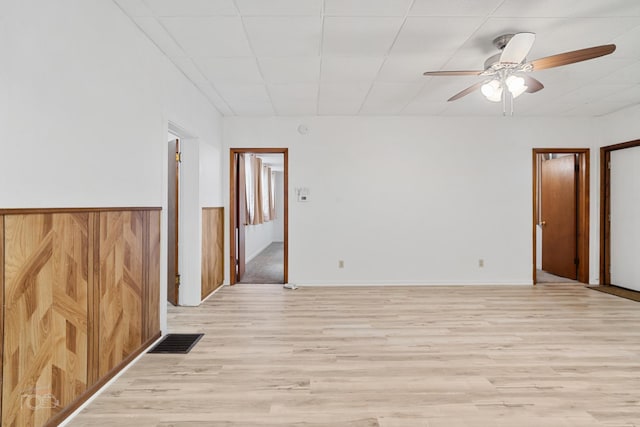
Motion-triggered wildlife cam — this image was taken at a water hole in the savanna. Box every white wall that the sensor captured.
[0,0,223,327]
[245,222,278,262]
[225,116,604,285]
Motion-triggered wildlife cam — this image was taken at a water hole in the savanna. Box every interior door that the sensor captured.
[167,139,180,305]
[236,153,246,282]
[541,155,578,279]
[609,146,640,291]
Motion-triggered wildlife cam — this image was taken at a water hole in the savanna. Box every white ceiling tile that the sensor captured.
[533,18,640,56]
[113,0,154,17]
[493,0,640,18]
[160,17,252,56]
[552,83,630,106]
[612,25,640,59]
[410,0,504,17]
[196,57,263,84]
[378,55,451,82]
[230,102,275,115]
[258,57,321,84]
[600,84,640,104]
[564,102,630,117]
[243,17,322,56]
[390,17,484,55]
[318,83,371,115]
[215,84,274,115]
[437,50,493,71]
[268,84,318,115]
[236,0,322,16]
[440,93,505,116]
[321,57,384,83]
[216,83,272,102]
[112,0,640,117]
[324,0,412,17]
[516,99,576,116]
[134,17,186,59]
[601,61,640,84]
[145,0,238,16]
[415,77,481,103]
[361,83,423,114]
[450,18,564,58]
[323,17,404,56]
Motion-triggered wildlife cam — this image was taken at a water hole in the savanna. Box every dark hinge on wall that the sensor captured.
[176,152,182,162]
[175,274,181,286]
[574,258,579,265]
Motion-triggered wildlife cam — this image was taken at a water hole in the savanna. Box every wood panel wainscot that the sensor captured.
[202,207,224,300]
[0,207,161,427]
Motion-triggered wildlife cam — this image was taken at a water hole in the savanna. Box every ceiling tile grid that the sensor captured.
[112,0,640,117]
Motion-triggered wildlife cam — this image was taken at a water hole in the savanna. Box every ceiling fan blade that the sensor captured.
[447,81,485,102]
[500,32,536,64]
[530,44,616,71]
[523,75,544,93]
[423,70,483,76]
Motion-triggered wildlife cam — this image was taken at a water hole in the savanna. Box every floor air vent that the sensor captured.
[148,333,204,354]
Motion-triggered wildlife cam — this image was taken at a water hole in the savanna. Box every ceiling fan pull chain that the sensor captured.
[502,89,506,116]
[510,93,514,116]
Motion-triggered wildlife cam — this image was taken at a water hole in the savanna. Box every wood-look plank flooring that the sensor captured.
[68,284,640,426]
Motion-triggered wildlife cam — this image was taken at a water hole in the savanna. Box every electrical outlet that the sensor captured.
[338,260,344,268]
[478,259,484,268]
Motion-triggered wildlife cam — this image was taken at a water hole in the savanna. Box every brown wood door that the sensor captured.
[236,153,246,281]
[167,139,180,305]
[541,155,578,279]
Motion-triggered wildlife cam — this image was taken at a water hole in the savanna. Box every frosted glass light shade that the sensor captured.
[481,80,503,102]
[506,75,527,98]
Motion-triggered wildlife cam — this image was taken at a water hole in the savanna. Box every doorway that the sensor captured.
[167,135,180,304]
[532,149,589,284]
[600,139,640,290]
[230,148,288,285]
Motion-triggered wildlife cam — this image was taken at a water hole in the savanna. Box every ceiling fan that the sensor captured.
[423,33,616,110]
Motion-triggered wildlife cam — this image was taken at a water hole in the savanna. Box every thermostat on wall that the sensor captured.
[296,187,309,202]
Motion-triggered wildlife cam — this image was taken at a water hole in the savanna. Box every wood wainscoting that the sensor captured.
[202,207,224,300]
[0,207,161,427]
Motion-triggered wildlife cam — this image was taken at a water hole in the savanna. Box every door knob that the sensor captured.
[541,221,547,226]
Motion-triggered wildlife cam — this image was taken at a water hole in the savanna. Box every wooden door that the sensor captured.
[236,153,246,282]
[541,155,578,279]
[167,139,180,305]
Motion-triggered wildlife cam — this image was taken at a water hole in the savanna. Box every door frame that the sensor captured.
[599,139,640,286]
[229,148,288,285]
[532,148,590,284]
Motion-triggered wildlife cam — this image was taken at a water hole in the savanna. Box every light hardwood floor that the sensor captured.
[68,284,640,426]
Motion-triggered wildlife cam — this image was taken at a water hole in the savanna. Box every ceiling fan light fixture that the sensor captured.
[481,79,503,102]
[506,75,527,98]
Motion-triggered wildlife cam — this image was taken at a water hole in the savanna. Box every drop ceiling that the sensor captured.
[114,0,640,117]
